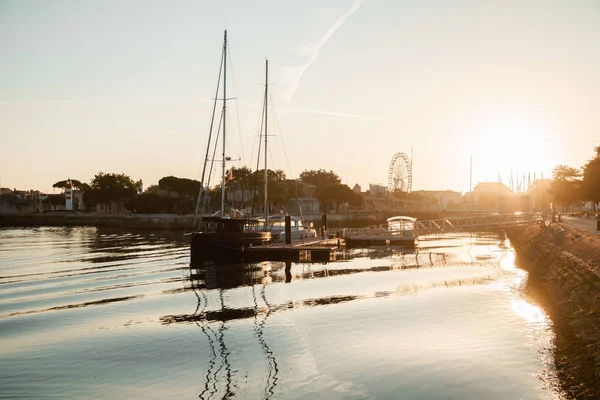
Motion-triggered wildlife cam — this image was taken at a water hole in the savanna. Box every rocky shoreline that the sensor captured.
[507,223,600,399]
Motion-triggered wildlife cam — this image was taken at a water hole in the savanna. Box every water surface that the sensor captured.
[0,227,562,399]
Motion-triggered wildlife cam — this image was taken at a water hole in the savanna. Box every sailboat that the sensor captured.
[190,30,271,265]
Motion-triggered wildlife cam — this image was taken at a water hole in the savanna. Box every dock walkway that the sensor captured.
[241,238,341,263]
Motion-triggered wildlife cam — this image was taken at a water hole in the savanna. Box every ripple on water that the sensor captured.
[0,227,562,399]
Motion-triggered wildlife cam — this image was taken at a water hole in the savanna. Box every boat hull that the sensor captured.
[190,231,271,265]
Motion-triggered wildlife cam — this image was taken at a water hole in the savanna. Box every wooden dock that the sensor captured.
[241,238,342,263]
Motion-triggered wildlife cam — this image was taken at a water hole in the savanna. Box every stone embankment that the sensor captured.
[0,213,195,231]
[507,223,600,399]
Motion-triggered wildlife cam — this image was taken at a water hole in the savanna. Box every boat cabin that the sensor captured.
[386,216,417,237]
[199,216,263,234]
[257,215,316,241]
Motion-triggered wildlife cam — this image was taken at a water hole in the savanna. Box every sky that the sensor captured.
[1,0,600,194]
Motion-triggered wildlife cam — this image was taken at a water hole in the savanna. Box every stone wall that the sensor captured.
[507,224,600,399]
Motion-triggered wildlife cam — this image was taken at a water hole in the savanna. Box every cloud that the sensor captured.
[284,0,363,104]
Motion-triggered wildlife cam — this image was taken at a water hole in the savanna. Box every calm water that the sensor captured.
[0,227,563,399]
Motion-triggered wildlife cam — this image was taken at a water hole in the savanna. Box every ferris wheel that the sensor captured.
[388,152,413,193]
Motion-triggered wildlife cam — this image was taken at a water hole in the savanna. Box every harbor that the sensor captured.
[3,2,600,398]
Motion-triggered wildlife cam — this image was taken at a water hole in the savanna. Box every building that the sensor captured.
[0,189,47,213]
[471,182,514,211]
[414,190,463,210]
[282,180,320,215]
[368,184,387,198]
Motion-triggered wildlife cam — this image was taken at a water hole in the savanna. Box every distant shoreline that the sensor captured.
[0,212,353,232]
[0,210,491,231]
[0,213,195,231]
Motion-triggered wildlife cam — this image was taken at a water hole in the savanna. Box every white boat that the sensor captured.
[342,215,417,248]
[258,215,317,242]
[386,216,417,239]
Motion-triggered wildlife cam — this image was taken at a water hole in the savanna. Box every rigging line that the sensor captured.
[207,108,224,188]
[269,91,305,220]
[249,84,266,172]
[226,43,245,163]
[193,44,225,229]
[251,94,266,216]
[248,87,267,217]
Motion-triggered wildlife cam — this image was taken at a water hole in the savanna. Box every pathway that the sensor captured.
[559,215,600,237]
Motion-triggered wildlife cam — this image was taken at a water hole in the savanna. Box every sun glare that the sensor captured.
[468,115,555,187]
[511,299,546,325]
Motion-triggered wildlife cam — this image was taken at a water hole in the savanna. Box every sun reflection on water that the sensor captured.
[511,299,546,325]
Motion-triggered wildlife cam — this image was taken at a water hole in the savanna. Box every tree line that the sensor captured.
[48,168,364,214]
[550,146,600,212]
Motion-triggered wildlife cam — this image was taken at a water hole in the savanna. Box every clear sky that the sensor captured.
[1,0,599,194]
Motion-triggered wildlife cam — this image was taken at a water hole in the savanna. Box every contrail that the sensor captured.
[277,105,386,120]
[0,96,216,106]
[0,98,102,105]
[285,0,363,103]
[238,99,386,120]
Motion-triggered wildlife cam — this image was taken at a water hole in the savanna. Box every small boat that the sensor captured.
[386,216,417,233]
[190,31,271,265]
[342,215,417,248]
[259,215,317,242]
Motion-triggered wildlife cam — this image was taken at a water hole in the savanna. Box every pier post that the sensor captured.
[285,215,291,244]
[285,261,292,283]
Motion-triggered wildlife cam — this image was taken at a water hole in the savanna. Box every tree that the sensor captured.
[42,194,65,211]
[125,192,175,214]
[582,146,600,211]
[229,166,254,187]
[299,169,341,188]
[158,176,201,214]
[158,176,200,197]
[549,165,582,212]
[53,179,84,190]
[299,169,342,213]
[322,183,363,212]
[87,172,142,212]
[249,169,289,210]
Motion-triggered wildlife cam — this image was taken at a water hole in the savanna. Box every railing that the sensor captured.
[341,213,540,238]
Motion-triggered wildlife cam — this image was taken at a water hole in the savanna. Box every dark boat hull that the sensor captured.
[190,231,271,265]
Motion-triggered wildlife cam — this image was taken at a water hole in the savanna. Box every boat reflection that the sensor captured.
[252,284,278,399]
[187,267,280,399]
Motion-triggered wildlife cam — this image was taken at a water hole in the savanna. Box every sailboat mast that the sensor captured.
[264,59,268,225]
[221,30,227,217]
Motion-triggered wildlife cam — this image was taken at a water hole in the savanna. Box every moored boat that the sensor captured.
[259,215,317,242]
[190,31,273,265]
[342,215,417,248]
[190,217,271,263]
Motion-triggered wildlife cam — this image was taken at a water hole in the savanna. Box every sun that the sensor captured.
[467,114,556,187]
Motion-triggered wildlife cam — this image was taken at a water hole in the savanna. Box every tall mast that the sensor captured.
[220,30,227,217]
[264,59,268,226]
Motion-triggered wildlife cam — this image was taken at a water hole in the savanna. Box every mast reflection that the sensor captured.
[189,263,280,399]
[252,284,279,399]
